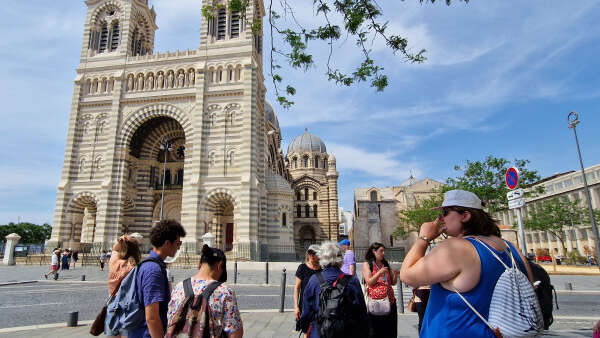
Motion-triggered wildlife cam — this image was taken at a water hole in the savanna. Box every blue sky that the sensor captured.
[1,1,599,225]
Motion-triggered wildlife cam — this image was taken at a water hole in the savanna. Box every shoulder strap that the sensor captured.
[202,281,223,299]
[183,278,193,299]
[452,287,494,331]
[471,237,513,270]
[315,272,328,289]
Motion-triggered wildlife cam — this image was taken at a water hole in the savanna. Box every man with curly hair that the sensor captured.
[129,220,186,338]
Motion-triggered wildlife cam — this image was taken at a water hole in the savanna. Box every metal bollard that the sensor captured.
[234,261,238,284]
[279,268,287,313]
[397,280,404,314]
[265,261,269,284]
[81,275,86,281]
[565,282,573,290]
[67,311,78,327]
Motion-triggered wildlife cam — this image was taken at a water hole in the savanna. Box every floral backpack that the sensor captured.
[165,279,224,338]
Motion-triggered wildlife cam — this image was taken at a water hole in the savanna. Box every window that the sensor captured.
[282,212,287,227]
[297,205,301,218]
[313,205,318,218]
[176,169,184,185]
[303,156,309,168]
[564,179,573,188]
[296,191,301,201]
[110,22,120,51]
[230,11,240,38]
[149,166,157,187]
[575,176,583,184]
[545,184,554,193]
[228,68,233,82]
[99,24,109,53]
[304,188,309,201]
[370,191,377,202]
[217,9,227,40]
[313,192,317,200]
[315,156,319,168]
[305,205,310,218]
[293,157,297,169]
[554,182,563,190]
[586,172,595,181]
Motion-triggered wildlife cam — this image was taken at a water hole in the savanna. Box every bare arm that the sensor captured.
[349,264,355,276]
[362,261,385,286]
[293,277,302,320]
[145,302,163,338]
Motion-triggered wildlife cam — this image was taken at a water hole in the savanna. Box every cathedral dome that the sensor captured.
[288,129,327,154]
[265,101,279,130]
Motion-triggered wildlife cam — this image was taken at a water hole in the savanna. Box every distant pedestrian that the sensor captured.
[363,242,399,338]
[72,251,79,269]
[166,244,243,337]
[61,249,70,270]
[128,219,185,338]
[108,233,142,295]
[400,189,536,337]
[99,250,107,271]
[338,239,355,276]
[299,241,369,338]
[44,249,61,280]
[294,244,322,337]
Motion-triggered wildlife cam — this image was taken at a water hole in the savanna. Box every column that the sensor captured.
[3,233,21,266]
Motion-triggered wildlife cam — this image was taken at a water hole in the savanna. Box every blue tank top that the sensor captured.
[419,237,527,338]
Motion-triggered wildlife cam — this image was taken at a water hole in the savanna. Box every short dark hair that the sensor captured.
[448,206,501,237]
[150,219,186,248]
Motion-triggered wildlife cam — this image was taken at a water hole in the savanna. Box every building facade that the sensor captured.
[47,0,300,260]
[353,177,444,253]
[495,163,600,257]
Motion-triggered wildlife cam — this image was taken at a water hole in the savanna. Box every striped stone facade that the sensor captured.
[47,0,296,260]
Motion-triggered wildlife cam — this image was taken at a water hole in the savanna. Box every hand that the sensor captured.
[419,216,446,241]
[294,307,300,320]
[378,267,389,276]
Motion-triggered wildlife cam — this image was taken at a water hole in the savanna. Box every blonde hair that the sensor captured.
[115,235,141,265]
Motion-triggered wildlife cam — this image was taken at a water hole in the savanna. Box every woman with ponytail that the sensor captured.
[167,245,243,338]
[108,233,142,295]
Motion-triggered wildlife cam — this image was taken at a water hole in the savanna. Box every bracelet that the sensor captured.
[418,235,431,243]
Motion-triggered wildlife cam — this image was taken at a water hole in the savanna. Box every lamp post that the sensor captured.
[159,139,173,221]
[567,112,600,270]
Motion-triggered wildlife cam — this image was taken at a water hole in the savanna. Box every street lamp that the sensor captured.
[159,139,173,221]
[567,112,600,270]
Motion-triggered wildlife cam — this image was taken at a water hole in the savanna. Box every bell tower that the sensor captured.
[82,0,158,59]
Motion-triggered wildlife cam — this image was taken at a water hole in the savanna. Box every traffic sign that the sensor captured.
[505,167,519,190]
[507,188,524,201]
[508,198,525,209]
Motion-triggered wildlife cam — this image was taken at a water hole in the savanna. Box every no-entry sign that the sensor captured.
[505,167,519,190]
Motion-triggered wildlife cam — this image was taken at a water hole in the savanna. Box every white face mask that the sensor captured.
[164,249,180,264]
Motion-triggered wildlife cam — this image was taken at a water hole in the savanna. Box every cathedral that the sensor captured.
[47,0,339,260]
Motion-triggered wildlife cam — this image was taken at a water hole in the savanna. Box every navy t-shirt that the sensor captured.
[128,251,169,338]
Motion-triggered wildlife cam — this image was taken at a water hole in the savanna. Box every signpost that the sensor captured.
[506,168,527,255]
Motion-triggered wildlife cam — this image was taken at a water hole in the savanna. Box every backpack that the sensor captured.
[315,272,352,338]
[527,260,558,330]
[455,238,543,338]
[165,278,224,338]
[105,257,166,336]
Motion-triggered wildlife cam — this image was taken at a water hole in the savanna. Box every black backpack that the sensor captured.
[528,260,559,330]
[316,272,352,338]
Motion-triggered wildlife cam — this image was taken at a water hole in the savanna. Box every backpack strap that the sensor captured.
[470,237,513,270]
[316,272,328,289]
[183,278,193,299]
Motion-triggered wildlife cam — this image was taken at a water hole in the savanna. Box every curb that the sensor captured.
[0,280,37,287]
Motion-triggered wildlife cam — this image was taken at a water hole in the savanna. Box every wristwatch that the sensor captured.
[418,235,431,243]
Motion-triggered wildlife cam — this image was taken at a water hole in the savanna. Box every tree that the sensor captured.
[202,0,467,107]
[393,192,444,239]
[522,197,588,254]
[0,222,52,244]
[446,156,543,213]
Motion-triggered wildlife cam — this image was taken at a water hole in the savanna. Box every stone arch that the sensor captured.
[64,192,99,247]
[295,224,322,250]
[119,104,193,149]
[200,188,241,251]
[90,2,123,26]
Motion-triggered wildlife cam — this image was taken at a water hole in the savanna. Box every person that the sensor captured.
[61,249,70,270]
[294,244,322,336]
[413,285,431,333]
[44,249,61,280]
[299,241,369,338]
[99,250,107,271]
[400,189,535,337]
[339,239,356,276]
[108,233,142,295]
[72,251,79,269]
[167,245,243,337]
[129,219,185,338]
[363,242,399,338]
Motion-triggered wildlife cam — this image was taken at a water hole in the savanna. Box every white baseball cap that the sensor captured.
[435,190,484,210]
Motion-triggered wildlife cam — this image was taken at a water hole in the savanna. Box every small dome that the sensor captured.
[266,171,292,194]
[265,101,279,130]
[288,129,327,154]
[328,154,336,162]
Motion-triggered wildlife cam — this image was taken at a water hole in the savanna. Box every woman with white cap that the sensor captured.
[400,189,534,337]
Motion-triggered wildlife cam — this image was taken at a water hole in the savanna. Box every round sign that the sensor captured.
[505,167,519,190]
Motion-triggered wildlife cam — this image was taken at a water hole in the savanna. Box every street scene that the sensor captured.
[2,0,600,337]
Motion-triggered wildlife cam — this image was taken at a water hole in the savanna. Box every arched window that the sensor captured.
[235,67,242,81]
[305,205,310,218]
[313,191,317,201]
[110,22,120,51]
[282,212,287,227]
[99,23,109,53]
[228,67,233,82]
[293,157,297,169]
[228,151,235,166]
[209,152,216,167]
[314,156,319,168]
[313,205,318,218]
[304,188,309,201]
[176,169,184,185]
[296,190,301,201]
[303,156,309,168]
[370,190,378,202]
[217,9,226,40]
[217,68,223,82]
[297,205,301,218]
[230,11,240,38]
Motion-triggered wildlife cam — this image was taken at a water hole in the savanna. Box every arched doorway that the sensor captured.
[64,193,97,251]
[127,117,186,231]
[203,190,238,252]
[299,225,316,250]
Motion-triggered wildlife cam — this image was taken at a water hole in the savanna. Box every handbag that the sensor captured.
[366,262,391,316]
[90,294,113,336]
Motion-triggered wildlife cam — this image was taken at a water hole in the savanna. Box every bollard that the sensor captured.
[265,261,269,284]
[565,282,573,290]
[67,311,78,327]
[81,275,86,281]
[397,279,404,314]
[234,260,238,284]
[279,268,287,313]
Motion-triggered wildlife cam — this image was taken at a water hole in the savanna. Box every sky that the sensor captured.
[1,1,599,225]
